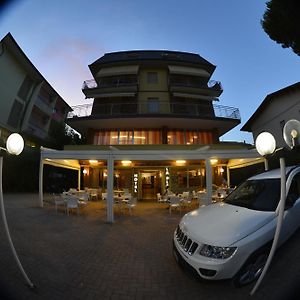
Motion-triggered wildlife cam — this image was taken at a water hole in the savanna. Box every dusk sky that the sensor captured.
[1,0,300,144]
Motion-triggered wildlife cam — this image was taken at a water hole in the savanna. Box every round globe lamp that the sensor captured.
[255,132,276,156]
[6,133,24,155]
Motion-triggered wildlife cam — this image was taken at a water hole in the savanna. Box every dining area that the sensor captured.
[101,189,137,215]
[53,188,100,215]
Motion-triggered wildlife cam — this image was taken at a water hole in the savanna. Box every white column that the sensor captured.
[226,167,231,188]
[77,168,81,190]
[107,154,114,223]
[39,158,44,208]
[205,158,212,205]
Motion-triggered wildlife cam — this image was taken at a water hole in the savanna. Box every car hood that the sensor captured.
[180,202,276,246]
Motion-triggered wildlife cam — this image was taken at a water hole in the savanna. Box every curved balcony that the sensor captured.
[68,101,240,121]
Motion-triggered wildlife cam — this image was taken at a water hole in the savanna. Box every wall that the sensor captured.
[251,90,300,148]
[0,48,27,128]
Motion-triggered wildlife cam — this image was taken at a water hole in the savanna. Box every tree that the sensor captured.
[261,0,300,56]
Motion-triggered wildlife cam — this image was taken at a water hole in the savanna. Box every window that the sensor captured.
[7,100,23,128]
[17,76,33,100]
[147,72,158,84]
[147,98,159,113]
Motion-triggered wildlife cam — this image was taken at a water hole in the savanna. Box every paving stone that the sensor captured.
[0,194,299,300]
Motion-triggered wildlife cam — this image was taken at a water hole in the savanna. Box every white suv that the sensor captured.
[173,166,300,286]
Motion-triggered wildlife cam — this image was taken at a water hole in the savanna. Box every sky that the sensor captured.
[1,0,300,144]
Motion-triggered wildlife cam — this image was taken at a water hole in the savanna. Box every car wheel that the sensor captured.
[233,251,268,287]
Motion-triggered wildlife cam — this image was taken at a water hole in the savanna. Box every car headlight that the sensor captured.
[199,244,237,259]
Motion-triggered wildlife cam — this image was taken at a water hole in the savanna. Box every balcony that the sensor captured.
[169,79,223,97]
[82,79,138,98]
[68,101,240,121]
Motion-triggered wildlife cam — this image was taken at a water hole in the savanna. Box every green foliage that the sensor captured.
[261,0,300,56]
[49,122,85,149]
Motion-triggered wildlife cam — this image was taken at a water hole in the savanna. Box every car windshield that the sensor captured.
[224,179,280,211]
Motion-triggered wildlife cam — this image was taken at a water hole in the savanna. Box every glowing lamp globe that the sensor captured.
[255,132,276,156]
[6,133,24,156]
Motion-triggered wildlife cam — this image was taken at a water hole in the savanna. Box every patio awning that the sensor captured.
[97,65,139,77]
[168,65,210,77]
[173,92,218,101]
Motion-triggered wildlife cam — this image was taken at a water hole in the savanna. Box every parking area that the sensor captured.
[0,194,299,300]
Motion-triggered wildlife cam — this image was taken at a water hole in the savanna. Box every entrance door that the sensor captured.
[141,170,161,200]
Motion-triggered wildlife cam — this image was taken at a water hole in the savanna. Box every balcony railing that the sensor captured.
[169,79,222,91]
[68,101,240,121]
[82,79,138,90]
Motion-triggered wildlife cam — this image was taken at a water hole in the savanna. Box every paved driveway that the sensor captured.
[0,194,299,300]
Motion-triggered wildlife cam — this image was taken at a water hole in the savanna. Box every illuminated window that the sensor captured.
[119,130,133,144]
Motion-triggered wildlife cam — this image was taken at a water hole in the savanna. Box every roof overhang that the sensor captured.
[67,116,240,137]
[41,145,260,163]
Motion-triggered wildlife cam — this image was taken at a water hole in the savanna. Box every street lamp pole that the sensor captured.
[0,133,34,288]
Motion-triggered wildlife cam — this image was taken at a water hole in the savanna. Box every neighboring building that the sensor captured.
[0,32,72,148]
[40,50,261,222]
[241,82,300,148]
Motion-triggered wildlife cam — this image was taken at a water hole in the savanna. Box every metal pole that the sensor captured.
[251,157,286,295]
[38,158,44,208]
[0,157,34,288]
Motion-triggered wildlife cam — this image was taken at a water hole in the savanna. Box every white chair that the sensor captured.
[181,192,192,209]
[89,188,98,201]
[169,195,181,215]
[157,193,167,203]
[124,197,137,215]
[54,194,66,213]
[66,196,79,215]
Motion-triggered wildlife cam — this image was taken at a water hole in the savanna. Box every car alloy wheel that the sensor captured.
[233,251,268,287]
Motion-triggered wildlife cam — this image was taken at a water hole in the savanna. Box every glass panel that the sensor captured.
[134,130,162,144]
[147,98,159,113]
[167,130,185,144]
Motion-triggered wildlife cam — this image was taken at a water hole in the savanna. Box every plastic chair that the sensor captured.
[66,196,79,215]
[169,195,181,215]
[125,197,137,215]
[54,194,66,213]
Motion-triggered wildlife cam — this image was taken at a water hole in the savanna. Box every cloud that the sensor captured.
[36,37,108,105]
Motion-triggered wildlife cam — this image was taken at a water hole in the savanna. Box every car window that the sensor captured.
[224,179,280,211]
[286,173,300,208]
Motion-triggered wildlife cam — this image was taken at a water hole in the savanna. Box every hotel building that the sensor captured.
[40,50,261,221]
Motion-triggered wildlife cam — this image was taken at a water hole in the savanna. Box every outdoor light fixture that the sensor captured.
[121,160,132,166]
[83,169,88,175]
[255,131,276,156]
[0,133,34,288]
[210,158,218,165]
[175,160,186,164]
[89,159,98,164]
[251,122,300,295]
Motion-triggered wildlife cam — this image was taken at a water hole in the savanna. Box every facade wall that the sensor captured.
[0,33,71,148]
[0,49,29,129]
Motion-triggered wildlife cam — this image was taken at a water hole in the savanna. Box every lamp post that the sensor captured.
[0,133,34,288]
[251,131,285,295]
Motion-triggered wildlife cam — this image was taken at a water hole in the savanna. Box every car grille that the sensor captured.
[175,226,199,256]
